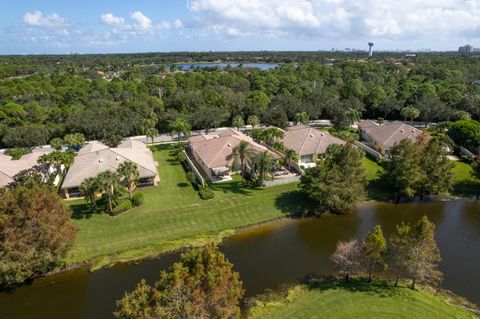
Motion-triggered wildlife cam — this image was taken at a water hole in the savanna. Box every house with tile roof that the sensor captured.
[187,128,278,181]
[61,139,159,198]
[358,120,425,154]
[282,125,345,168]
[0,147,55,188]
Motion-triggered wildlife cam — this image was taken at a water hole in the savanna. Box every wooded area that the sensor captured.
[1,52,480,148]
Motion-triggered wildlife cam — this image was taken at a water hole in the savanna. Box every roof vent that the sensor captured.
[116,156,120,161]
[309,134,314,137]
[400,129,404,133]
[320,133,325,136]
[412,129,416,132]
[99,158,103,163]
[227,143,232,147]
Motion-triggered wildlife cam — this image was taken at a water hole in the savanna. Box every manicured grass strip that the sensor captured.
[66,145,299,265]
[65,145,478,267]
[451,161,479,197]
[249,280,477,319]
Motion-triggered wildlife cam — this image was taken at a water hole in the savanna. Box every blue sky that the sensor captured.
[1,0,480,54]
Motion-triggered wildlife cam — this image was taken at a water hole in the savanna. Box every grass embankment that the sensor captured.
[248,279,477,319]
[362,157,480,199]
[65,147,478,269]
[66,145,300,268]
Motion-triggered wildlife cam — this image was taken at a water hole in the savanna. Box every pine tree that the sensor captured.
[407,216,442,289]
[389,223,412,287]
[381,139,423,201]
[361,225,388,281]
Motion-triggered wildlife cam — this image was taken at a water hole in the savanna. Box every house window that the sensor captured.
[300,154,314,163]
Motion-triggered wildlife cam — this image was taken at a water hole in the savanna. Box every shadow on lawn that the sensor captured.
[274,190,317,217]
[451,180,480,198]
[306,277,405,299]
[177,182,190,188]
[366,178,392,201]
[70,202,97,220]
[209,180,253,196]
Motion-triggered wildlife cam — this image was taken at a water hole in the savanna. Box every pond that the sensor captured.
[170,63,278,71]
[1,200,479,319]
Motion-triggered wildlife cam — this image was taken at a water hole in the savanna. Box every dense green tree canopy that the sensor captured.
[114,244,244,319]
[1,53,480,148]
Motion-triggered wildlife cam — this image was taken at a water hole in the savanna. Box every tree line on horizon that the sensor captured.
[1,54,480,149]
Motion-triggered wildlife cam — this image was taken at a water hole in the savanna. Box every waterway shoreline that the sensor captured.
[20,196,480,290]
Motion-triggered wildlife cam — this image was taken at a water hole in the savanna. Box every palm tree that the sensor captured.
[38,150,75,187]
[170,118,191,142]
[232,115,245,131]
[142,114,158,145]
[80,177,99,207]
[96,170,120,215]
[282,149,297,171]
[294,112,309,125]
[345,108,362,128]
[247,115,260,129]
[117,161,140,199]
[250,151,275,186]
[231,141,254,181]
[400,107,420,125]
[263,127,285,146]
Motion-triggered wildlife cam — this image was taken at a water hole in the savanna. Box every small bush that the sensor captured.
[186,171,197,185]
[199,187,215,200]
[112,199,132,216]
[131,192,145,207]
[4,147,31,160]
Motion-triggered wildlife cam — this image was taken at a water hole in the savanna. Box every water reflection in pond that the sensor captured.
[1,200,479,319]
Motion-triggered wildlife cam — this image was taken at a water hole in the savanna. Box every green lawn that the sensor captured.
[248,280,476,319]
[66,145,300,267]
[65,147,478,267]
[451,161,480,197]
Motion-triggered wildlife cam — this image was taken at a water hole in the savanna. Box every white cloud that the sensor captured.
[131,11,152,30]
[187,0,480,40]
[23,11,69,28]
[174,19,183,29]
[101,13,125,26]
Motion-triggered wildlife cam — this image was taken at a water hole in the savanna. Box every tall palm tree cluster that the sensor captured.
[79,161,140,215]
[231,141,278,187]
[250,127,285,151]
[38,150,76,187]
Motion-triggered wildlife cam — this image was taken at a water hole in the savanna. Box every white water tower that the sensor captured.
[368,42,375,57]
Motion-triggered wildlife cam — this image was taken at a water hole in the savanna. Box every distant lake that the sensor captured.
[171,62,278,71]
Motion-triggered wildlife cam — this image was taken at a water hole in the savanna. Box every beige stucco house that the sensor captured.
[358,120,424,154]
[282,125,345,169]
[188,128,277,181]
[61,139,159,198]
[0,147,55,188]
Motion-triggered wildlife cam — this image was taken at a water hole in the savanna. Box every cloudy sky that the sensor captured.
[1,0,480,54]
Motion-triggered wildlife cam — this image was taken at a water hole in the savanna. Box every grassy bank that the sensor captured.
[66,145,301,268]
[248,279,477,319]
[65,146,478,268]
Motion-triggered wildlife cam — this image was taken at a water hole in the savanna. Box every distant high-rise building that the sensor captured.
[459,45,474,53]
[368,42,375,57]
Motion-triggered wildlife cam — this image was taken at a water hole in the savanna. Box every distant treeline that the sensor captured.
[1,52,480,148]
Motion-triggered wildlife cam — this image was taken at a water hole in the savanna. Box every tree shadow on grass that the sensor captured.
[274,190,317,217]
[209,180,253,196]
[366,178,393,201]
[70,203,102,220]
[307,277,405,299]
[177,182,190,188]
[451,180,480,198]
